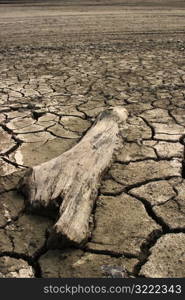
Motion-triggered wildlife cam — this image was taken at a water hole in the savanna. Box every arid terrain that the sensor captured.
[0,0,185,278]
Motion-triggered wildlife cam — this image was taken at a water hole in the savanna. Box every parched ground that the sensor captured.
[0,0,185,278]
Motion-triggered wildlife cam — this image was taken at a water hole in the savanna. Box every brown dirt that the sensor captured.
[0,0,185,278]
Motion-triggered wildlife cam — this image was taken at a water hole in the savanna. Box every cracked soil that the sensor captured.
[0,0,185,278]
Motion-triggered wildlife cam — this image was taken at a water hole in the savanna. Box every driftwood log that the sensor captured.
[19,107,128,247]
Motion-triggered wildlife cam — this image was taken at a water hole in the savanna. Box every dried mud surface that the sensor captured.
[0,0,185,278]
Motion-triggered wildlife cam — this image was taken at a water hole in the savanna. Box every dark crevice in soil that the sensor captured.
[115,156,180,165]
[139,116,155,139]
[46,128,80,140]
[0,251,42,278]
[168,110,185,127]
[0,123,15,135]
[0,143,20,157]
[179,134,185,146]
[133,229,162,276]
[134,229,185,277]
[100,176,181,197]
[32,230,50,263]
[0,124,23,155]
[1,156,28,169]
[0,222,51,278]
[153,138,181,143]
[179,135,185,179]
[181,161,185,179]
[58,120,85,136]
[76,104,92,121]
[129,189,185,276]
[84,247,138,259]
[0,187,17,195]
[100,191,124,197]
[31,110,46,121]
[168,227,185,233]
[124,176,180,193]
[127,192,169,231]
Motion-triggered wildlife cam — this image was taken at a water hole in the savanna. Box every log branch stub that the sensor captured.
[19,107,128,247]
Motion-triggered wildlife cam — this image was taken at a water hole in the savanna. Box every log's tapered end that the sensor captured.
[98,106,128,124]
[109,106,128,122]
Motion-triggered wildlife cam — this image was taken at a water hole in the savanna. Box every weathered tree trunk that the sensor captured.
[19,107,128,247]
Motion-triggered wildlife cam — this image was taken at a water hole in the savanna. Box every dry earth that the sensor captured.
[0,0,185,278]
